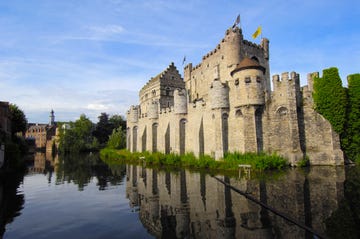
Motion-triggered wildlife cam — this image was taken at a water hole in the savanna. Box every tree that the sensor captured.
[313,67,347,134]
[343,74,360,161]
[58,114,95,153]
[107,127,126,149]
[109,114,126,131]
[9,104,27,135]
[93,113,112,145]
[93,113,126,146]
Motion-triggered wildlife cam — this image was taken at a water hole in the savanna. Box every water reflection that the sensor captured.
[125,165,359,238]
[0,172,25,238]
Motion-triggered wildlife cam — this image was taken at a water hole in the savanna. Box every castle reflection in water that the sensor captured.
[126,164,345,238]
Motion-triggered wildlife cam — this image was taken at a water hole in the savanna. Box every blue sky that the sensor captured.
[0,0,359,123]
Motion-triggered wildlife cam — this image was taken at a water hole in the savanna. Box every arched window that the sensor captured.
[276,106,289,116]
[251,56,259,62]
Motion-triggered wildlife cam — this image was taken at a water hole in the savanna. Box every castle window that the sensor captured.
[152,90,156,96]
[166,87,171,96]
[256,76,261,83]
[245,77,251,83]
[234,78,239,86]
[171,76,175,80]
[251,56,259,62]
[276,106,288,116]
[235,109,243,117]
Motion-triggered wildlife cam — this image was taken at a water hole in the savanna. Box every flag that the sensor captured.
[252,26,262,39]
[182,56,186,65]
[232,14,240,28]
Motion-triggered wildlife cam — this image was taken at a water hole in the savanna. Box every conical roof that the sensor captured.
[231,57,266,76]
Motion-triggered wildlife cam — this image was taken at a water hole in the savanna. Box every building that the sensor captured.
[25,110,57,152]
[0,101,11,137]
[126,26,343,165]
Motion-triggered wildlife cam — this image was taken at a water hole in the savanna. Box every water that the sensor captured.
[1,153,360,238]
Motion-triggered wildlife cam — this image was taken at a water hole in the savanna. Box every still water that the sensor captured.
[1,153,360,238]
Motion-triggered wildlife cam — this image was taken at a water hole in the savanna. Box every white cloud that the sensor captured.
[86,103,109,111]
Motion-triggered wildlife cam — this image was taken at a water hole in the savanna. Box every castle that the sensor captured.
[126,26,344,165]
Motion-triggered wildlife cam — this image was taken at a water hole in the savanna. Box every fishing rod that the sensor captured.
[212,176,327,239]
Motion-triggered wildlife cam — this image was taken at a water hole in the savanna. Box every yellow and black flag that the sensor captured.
[252,26,262,39]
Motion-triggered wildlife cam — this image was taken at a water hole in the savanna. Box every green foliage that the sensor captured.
[93,113,112,145]
[9,104,28,135]
[100,149,288,172]
[109,114,126,131]
[342,74,360,161]
[313,68,347,134]
[92,113,127,147]
[297,156,310,167]
[107,127,126,149]
[58,114,97,153]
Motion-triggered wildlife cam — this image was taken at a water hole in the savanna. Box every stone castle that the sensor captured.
[126,26,344,165]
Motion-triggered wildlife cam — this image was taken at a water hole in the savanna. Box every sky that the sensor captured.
[0,0,359,124]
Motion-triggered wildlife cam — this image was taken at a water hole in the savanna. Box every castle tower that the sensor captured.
[49,109,55,126]
[230,57,266,107]
[230,57,266,153]
[174,89,187,114]
[223,27,242,69]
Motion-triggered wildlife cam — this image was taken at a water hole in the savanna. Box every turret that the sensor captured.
[231,57,266,107]
[49,109,55,126]
[148,101,159,119]
[174,89,187,114]
[210,79,229,109]
[223,27,242,68]
[128,105,139,123]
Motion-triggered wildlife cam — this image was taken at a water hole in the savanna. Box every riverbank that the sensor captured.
[100,148,288,172]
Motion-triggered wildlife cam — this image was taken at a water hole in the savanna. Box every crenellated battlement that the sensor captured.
[242,39,262,49]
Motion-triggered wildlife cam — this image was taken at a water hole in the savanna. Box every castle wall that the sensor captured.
[301,74,344,165]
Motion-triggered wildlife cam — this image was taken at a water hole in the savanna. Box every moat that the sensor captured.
[1,153,359,239]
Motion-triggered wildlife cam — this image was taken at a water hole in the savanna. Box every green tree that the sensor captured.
[107,127,126,149]
[313,67,347,134]
[58,114,95,153]
[93,113,112,145]
[9,104,27,136]
[109,114,126,130]
[343,74,360,161]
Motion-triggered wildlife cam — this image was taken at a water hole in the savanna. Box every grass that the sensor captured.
[100,148,288,172]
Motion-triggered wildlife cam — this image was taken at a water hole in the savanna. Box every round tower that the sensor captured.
[210,79,229,109]
[148,101,159,119]
[223,27,242,68]
[174,89,187,114]
[231,57,266,106]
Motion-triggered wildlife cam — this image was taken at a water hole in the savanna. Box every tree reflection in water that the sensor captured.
[55,153,126,190]
[0,172,25,238]
[125,164,360,239]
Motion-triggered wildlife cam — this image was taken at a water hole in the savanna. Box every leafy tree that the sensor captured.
[93,113,112,145]
[93,113,126,146]
[343,74,360,161]
[9,104,27,135]
[109,114,126,130]
[313,67,347,134]
[107,127,126,149]
[58,114,96,153]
